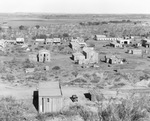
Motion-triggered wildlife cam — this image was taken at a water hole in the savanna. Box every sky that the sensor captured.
[1,0,150,14]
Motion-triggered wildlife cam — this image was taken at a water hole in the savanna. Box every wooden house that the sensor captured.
[94,35,121,41]
[72,52,85,64]
[105,54,124,64]
[4,40,16,45]
[45,38,61,45]
[53,38,61,45]
[83,48,99,64]
[128,49,142,55]
[70,42,80,51]
[110,41,123,48]
[38,49,51,62]
[38,81,63,113]
[94,35,107,40]
[16,38,24,45]
[117,39,131,45]
[141,39,150,48]
[35,39,45,45]
[45,38,53,45]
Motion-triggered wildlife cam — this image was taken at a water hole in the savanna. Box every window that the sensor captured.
[47,98,49,102]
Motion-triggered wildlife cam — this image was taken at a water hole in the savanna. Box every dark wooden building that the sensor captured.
[38,81,63,113]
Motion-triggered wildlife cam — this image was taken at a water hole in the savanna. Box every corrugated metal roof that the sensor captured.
[38,81,62,97]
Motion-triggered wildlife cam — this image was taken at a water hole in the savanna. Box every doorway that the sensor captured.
[43,54,46,62]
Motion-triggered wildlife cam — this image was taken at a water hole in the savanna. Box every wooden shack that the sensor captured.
[105,54,123,64]
[128,49,142,55]
[16,38,24,45]
[45,38,53,45]
[38,81,63,113]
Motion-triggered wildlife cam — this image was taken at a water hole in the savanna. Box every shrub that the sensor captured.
[98,96,150,121]
[19,25,25,30]
[70,78,87,85]
[22,59,35,68]
[72,71,78,77]
[0,97,30,121]
[6,74,15,82]
[52,66,60,71]
[140,74,150,80]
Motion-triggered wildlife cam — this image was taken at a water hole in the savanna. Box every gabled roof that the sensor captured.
[46,38,53,42]
[35,39,45,42]
[39,49,50,54]
[16,38,24,42]
[105,54,122,59]
[95,35,106,38]
[53,38,61,42]
[143,39,150,43]
[70,42,80,47]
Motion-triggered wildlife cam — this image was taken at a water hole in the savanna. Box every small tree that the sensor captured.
[63,33,69,38]
[72,71,78,77]
[19,25,25,30]
[23,59,35,68]
[35,25,40,29]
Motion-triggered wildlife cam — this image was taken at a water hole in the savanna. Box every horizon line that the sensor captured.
[0,12,150,15]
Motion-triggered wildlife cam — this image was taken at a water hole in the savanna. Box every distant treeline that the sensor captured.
[79,20,141,26]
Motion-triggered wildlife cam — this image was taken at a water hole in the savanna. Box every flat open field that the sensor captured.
[0,13,150,27]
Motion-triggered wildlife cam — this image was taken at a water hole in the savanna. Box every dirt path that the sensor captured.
[0,81,89,100]
[0,81,36,99]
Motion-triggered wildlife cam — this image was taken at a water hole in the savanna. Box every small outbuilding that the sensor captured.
[110,41,123,48]
[105,54,124,64]
[141,39,150,48]
[38,81,63,113]
[25,68,35,73]
[127,49,142,55]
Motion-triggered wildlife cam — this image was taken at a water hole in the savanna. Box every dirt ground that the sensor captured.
[0,39,150,121]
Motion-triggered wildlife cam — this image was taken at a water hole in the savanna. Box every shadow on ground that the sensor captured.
[33,91,38,111]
